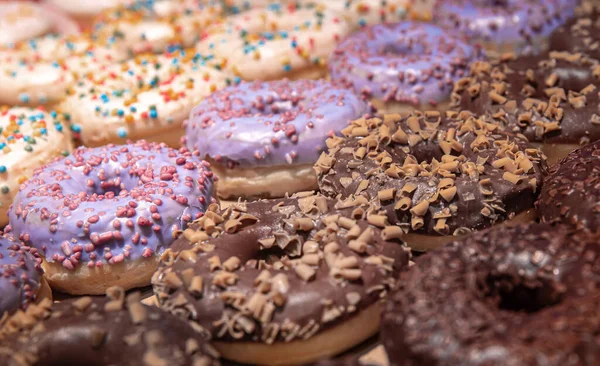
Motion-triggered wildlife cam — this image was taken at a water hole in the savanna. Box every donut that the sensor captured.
[0,287,220,366]
[432,0,577,56]
[537,140,600,233]
[0,234,50,319]
[42,0,133,29]
[183,79,368,199]
[321,0,434,28]
[451,51,600,164]
[0,107,73,227]
[0,1,79,46]
[91,0,223,56]
[0,34,127,107]
[315,111,545,251]
[381,222,600,365]
[196,3,351,81]
[6,141,216,295]
[61,50,232,147]
[328,22,482,113]
[550,1,600,61]
[153,193,410,365]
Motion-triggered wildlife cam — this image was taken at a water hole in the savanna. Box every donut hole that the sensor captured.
[482,274,564,313]
[475,0,510,7]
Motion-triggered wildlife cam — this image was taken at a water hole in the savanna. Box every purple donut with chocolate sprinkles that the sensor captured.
[433,0,576,56]
[0,234,48,318]
[7,140,215,295]
[184,79,368,199]
[328,21,482,113]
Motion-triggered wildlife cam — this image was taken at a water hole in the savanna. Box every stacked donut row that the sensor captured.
[2,0,600,365]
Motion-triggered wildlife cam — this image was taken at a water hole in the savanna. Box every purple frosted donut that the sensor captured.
[0,234,45,317]
[184,79,368,199]
[7,140,215,295]
[328,21,482,113]
[432,0,576,56]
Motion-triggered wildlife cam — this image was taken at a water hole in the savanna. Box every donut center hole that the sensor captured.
[476,0,509,7]
[379,42,428,57]
[483,274,563,313]
[251,96,305,115]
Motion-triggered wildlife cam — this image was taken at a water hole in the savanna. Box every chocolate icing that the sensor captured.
[315,111,545,238]
[382,223,600,366]
[452,52,600,146]
[153,193,410,345]
[0,234,42,317]
[0,288,220,366]
[550,1,600,61]
[537,139,600,232]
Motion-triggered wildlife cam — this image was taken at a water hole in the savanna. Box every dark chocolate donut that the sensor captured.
[451,52,600,159]
[550,1,600,61]
[537,139,600,232]
[0,287,220,366]
[315,111,545,250]
[152,193,410,365]
[381,223,600,366]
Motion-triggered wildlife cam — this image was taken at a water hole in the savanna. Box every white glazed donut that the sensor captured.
[0,107,73,227]
[0,1,79,46]
[60,51,233,147]
[196,3,351,81]
[92,0,223,56]
[43,0,133,29]
[0,35,127,107]
[220,1,434,27]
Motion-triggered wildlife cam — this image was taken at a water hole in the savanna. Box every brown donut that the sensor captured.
[315,111,545,251]
[0,287,220,366]
[152,193,410,365]
[537,139,600,232]
[381,223,600,366]
[451,51,600,164]
[550,1,600,61]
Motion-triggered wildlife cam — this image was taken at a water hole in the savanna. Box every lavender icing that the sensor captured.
[432,0,576,55]
[328,21,481,108]
[0,234,42,316]
[184,79,368,168]
[7,141,215,270]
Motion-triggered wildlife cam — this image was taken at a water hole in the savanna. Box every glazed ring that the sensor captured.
[432,0,577,56]
[315,111,545,251]
[7,141,215,295]
[153,193,410,365]
[92,0,222,56]
[537,140,600,233]
[382,223,600,365]
[550,1,600,61]
[0,287,220,366]
[61,50,232,147]
[0,107,73,227]
[0,1,78,46]
[0,34,127,107]
[183,79,368,199]
[322,0,433,28]
[0,234,50,319]
[196,3,351,81]
[329,21,481,113]
[451,51,600,164]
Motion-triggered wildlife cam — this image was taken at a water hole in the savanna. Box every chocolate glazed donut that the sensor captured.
[152,193,410,365]
[381,223,600,366]
[315,111,545,251]
[550,1,600,61]
[451,51,600,164]
[0,287,220,366]
[537,139,600,232]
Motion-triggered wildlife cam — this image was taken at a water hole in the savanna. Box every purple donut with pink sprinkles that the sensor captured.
[184,79,368,198]
[329,21,482,112]
[7,141,215,272]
